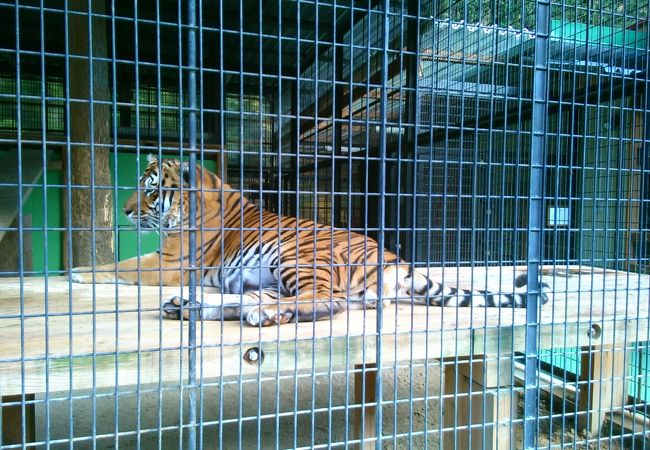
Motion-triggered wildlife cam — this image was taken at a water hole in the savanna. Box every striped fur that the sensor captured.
[71,156,549,326]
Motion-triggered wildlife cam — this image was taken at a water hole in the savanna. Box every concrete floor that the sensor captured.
[35,366,442,449]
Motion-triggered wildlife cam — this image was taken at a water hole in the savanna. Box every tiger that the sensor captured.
[71,155,549,326]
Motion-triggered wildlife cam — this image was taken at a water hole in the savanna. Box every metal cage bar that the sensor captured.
[0,1,649,449]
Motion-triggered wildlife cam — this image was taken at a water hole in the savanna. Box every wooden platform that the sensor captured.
[1,265,649,448]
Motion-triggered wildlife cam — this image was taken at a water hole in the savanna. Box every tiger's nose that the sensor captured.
[123,207,134,216]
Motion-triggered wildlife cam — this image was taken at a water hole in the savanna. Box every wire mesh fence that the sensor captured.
[0,0,649,448]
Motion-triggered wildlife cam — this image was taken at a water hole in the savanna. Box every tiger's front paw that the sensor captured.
[246,306,293,327]
[70,267,130,284]
[70,267,95,284]
[162,296,194,320]
[162,296,231,321]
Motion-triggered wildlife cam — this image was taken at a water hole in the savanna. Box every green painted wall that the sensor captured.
[23,158,64,273]
[113,153,166,265]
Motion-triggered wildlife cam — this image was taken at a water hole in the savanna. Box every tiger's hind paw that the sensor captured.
[514,272,529,288]
[246,306,293,327]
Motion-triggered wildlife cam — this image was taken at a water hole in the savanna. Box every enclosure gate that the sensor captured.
[1,0,649,449]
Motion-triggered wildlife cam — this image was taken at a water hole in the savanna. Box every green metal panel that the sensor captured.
[539,347,581,375]
[629,342,650,401]
[541,343,650,402]
[551,19,647,49]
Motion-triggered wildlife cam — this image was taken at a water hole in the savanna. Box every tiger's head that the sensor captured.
[122,155,224,231]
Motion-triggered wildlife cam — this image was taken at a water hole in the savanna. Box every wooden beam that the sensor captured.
[443,357,515,450]
[354,363,377,450]
[578,345,629,436]
[0,266,648,397]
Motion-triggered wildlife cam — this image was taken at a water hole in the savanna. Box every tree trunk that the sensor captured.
[66,0,114,267]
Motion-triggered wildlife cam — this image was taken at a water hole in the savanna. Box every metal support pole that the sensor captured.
[641,69,650,268]
[186,0,199,448]
[375,1,390,448]
[524,1,550,448]
[290,80,299,217]
[333,23,345,227]
[402,0,420,262]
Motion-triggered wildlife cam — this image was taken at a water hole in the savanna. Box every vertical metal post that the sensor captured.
[13,2,29,447]
[402,0,419,262]
[290,79,298,217]
[642,64,650,267]
[333,21,344,228]
[186,0,198,448]
[375,1,390,448]
[524,0,550,448]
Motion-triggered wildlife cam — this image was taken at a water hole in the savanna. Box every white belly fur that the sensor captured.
[203,245,280,294]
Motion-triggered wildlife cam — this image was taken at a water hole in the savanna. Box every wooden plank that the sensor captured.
[443,361,467,449]
[0,312,474,395]
[0,266,648,397]
[354,364,377,450]
[442,357,515,450]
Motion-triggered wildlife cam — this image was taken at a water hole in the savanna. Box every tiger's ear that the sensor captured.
[147,154,158,164]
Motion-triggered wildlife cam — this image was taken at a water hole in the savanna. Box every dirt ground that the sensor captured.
[33,365,642,449]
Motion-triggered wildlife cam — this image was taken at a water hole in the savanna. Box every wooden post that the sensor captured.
[442,357,515,450]
[578,345,629,436]
[1,394,35,445]
[66,0,115,268]
[354,363,377,450]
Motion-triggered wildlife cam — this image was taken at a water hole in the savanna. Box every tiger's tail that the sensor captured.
[407,270,550,308]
